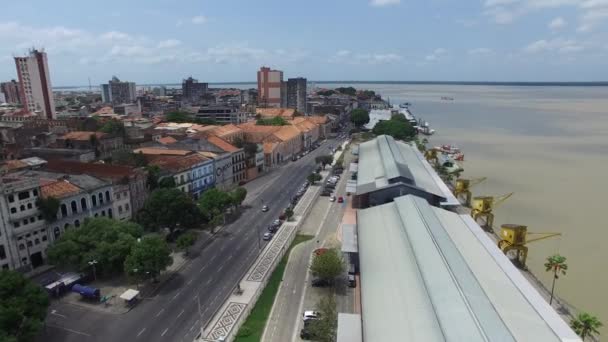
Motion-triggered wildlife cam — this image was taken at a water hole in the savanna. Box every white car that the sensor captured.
[329,196,336,202]
[262,205,269,212]
[303,311,320,321]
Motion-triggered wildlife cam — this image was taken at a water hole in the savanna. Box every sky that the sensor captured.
[1,0,607,86]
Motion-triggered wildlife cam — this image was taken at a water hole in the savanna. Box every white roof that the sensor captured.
[337,313,362,342]
[119,289,140,301]
[357,194,579,342]
[341,224,358,253]
[364,109,392,130]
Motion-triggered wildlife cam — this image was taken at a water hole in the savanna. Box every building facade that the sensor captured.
[101,76,136,104]
[1,80,22,104]
[14,49,56,119]
[286,77,307,114]
[182,77,208,104]
[195,105,248,124]
[257,67,283,107]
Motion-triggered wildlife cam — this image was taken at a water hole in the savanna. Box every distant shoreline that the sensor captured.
[53,80,608,90]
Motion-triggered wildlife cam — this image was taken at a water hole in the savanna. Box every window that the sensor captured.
[29,217,35,223]
[19,244,25,250]
[64,223,69,230]
[74,220,80,227]
[20,205,25,211]
[123,191,127,197]
[22,220,28,226]
[71,201,77,214]
[180,175,185,184]
[61,204,68,217]
[81,198,87,210]
[21,258,27,264]
[125,203,130,211]
[92,195,97,206]
[108,208,113,219]
[38,215,42,220]
[99,193,104,204]
[101,210,106,217]
[18,191,30,200]
[14,222,20,228]
[118,206,123,214]
[8,195,14,203]
[105,191,110,202]
[27,241,32,247]
[116,192,121,200]
[94,213,98,217]
[27,203,32,209]
[33,189,38,196]
[0,245,6,260]
[42,236,47,242]
[54,227,60,239]
[10,208,16,214]
[34,239,40,245]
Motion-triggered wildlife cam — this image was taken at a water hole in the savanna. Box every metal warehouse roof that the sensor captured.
[355,135,459,206]
[337,313,362,342]
[356,194,579,342]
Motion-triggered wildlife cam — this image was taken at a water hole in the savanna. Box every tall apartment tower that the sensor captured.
[257,67,283,107]
[14,49,56,119]
[101,76,136,104]
[0,80,21,104]
[286,77,307,114]
[182,77,208,104]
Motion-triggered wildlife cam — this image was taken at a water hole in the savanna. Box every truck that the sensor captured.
[71,284,101,300]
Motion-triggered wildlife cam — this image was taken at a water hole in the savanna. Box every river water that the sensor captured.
[326,83,608,329]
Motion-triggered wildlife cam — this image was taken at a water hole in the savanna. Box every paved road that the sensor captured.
[263,145,355,342]
[40,139,339,342]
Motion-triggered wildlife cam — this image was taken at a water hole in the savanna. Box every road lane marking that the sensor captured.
[171,291,181,301]
[187,279,193,285]
[217,263,225,272]
[155,308,164,317]
[137,328,146,337]
[50,309,67,318]
[199,265,206,273]
[47,324,91,337]
[177,309,185,318]
[205,277,213,285]
[161,327,169,337]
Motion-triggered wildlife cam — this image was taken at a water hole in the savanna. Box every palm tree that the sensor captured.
[544,254,568,305]
[570,312,602,341]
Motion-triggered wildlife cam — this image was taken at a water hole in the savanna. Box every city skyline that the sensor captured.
[1,0,608,86]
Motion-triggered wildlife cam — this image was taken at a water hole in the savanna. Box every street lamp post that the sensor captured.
[88,260,98,282]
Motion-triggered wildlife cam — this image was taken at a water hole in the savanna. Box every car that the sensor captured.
[261,205,269,212]
[273,219,281,225]
[338,196,344,203]
[263,232,273,241]
[348,274,356,288]
[268,225,277,233]
[320,191,332,197]
[303,311,321,321]
[329,196,336,202]
[311,278,331,287]
[300,328,317,340]
[325,184,336,190]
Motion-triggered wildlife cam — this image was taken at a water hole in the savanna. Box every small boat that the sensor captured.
[441,96,454,101]
[436,144,461,154]
[399,102,411,108]
[416,126,435,135]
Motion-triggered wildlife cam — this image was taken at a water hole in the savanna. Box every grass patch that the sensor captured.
[235,234,314,342]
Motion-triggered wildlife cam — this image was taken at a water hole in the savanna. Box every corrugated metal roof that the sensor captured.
[357,194,577,342]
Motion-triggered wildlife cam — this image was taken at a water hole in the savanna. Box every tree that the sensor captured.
[198,188,233,220]
[315,155,334,169]
[36,197,60,222]
[545,254,567,305]
[137,188,201,235]
[307,173,322,185]
[47,218,143,276]
[176,231,198,256]
[145,165,161,190]
[307,295,338,342]
[0,270,49,342]
[158,177,176,188]
[243,142,259,158]
[99,119,126,137]
[310,249,344,283]
[570,312,603,341]
[284,207,294,221]
[124,234,172,282]
[317,90,335,96]
[350,109,370,128]
[336,87,356,96]
[165,111,192,123]
[372,117,416,141]
[112,151,148,167]
[256,116,288,126]
[231,187,248,208]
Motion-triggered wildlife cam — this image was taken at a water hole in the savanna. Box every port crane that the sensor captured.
[471,192,513,231]
[497,224,562,268]
[453,177,487,207]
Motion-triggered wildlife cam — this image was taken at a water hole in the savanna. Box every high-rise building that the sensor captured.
[101,76,136,104]
[182,77,208,104]
[0,80,22,104]
[14,49,56,119]
[257,67,283,107]
[286,77,307,114]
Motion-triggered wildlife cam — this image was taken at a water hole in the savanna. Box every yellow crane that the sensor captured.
[470,192,513,231]
[498,224,562,268]
[453,177,487,207]
[424,148,439,166]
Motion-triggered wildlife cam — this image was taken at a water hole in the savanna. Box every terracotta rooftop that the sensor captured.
[43,160,140,181]
[41,180,83,199]
[61,131,107,141]
[307,115,329,124]
[263,142,278,154]
[292,118,317,133]
[213,124,242,137]
[256,108,296,118]
[132,148,193,156]
[2,160,28,172]
[273,125,301,142]
[158,136,178,145]
[150,154,209,173]
[207,135,240,153]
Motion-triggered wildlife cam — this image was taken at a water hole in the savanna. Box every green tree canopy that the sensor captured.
[306,295,338,342]
[372,116,416,141]
[231,187,248,207]
[47,218,143,276]
[317,90,335,96]
[158,177,176,188]
[137,188,201,234]
[36,196,60,222]
[285,207,294,221]
[0,270,50,342]
[124,234,172,281]
[99,119,126,137]
[307,173,322,185]
[176,231,198,255]
[350,109,370,128]
[570,312,602,341]
[545,254,568,305]
[336,87,357,96]
[256,116,288,126]
[243,142,259,157]
[112,151,148,167]
[198,188,233,220]
[165,111,192,123]
[315,155,334,168]
[310,249,344,282]
[145,165,161,190]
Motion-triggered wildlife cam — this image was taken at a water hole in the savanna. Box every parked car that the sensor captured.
[303,311,321,321]
[329,196,336,202]
[261,205,269,212]
[348,274,356,288]
[338,196,344,203]
[263,232,273,241]
[311,278,331,287]
[320,191,332,197]
[300,328,318,340]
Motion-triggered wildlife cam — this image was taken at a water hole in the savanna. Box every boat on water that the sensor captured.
[441,96,454,101]
[434,144,465,161]
[415,125,435,135]
[438,154,464,174]
[399,102,412,108]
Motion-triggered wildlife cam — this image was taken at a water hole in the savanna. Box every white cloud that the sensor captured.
[370,0,400,7]
[191,15,208,24]
[455,19,477,27]
[157,39,181,48]
[483,0,579,24]
[548,17,567,30]
[468,47,493,55]
[524,38,584,53]
[329,50,402,64]
[577,7,608,31]
[425,48,447,61]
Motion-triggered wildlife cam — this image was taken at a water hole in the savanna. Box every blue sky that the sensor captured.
[1,0,607,85]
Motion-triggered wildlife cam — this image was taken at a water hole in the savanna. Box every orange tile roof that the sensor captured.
[273,125,301,142]
[43,160,140,181]
[132,148,192,156]
[2,160,28,172]
[213,124,242,137]
[307,115,328,124]
[61,131,107,141]
[41,180,82,199]
[292,119,317,133]
[158,136,178,145]
[207,135,240,153]
[150,154,209,173]
[190,124,215,132]
[256,108,296,118]
[263,142,278,154]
